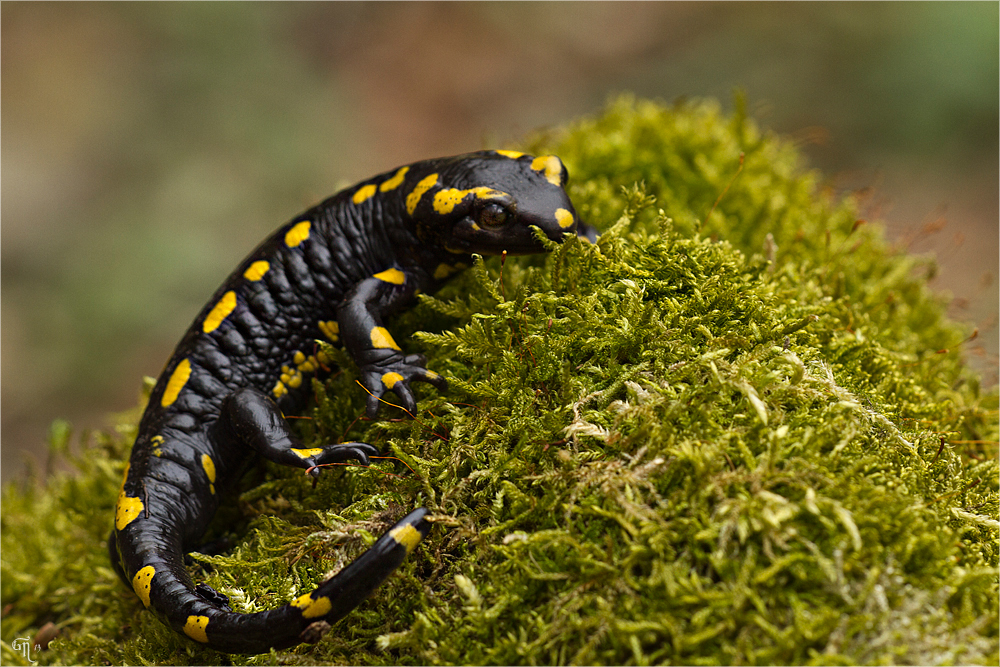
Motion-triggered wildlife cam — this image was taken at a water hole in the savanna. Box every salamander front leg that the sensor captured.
[576,220,599,243]
[353,348,448,418]
[338,269,448,418]
[215,387,378,477]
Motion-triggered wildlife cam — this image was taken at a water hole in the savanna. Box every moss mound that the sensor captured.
[3,97,997,666]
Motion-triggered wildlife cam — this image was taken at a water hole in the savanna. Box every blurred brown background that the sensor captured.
[3,2,997,481]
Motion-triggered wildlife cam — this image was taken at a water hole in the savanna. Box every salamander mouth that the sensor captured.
[449,218,573,255]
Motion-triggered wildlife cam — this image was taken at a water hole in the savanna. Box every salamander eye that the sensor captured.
[478,204,509,228]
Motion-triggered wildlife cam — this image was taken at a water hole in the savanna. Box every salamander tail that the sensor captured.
[113,508,431,654]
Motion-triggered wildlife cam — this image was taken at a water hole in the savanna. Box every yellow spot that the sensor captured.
[201,454,216,482]
[299,355,317,373]
[379,165,409,192]
[291,447,325,459]
[531,155,564,186]
[555,208,575,229]
[425,370,439,380]
[201,454,216,494]
[161,359,191,407]
[244,260,270,281]
[131,565,155,608]
[374,267,406,285]
[381,372,404,389]
[115,463,145,530]
[285,220,311,248]
[183,615,210,643]
[495,149,524,159]
[389,523,424,555]
[273,380,288,398]
[432,187,505,215]
[476,188,505,201]
[291,593,333,619]
[151,435,164,445]
[352,184,377,205]
[432,188,465,214]
[319,320,339,342]
[370,327,400,350]
[406,173,439,215]
[116,495,144,530]
[202,291,237,333]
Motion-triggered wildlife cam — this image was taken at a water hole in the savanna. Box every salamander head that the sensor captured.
[405,150,582,256]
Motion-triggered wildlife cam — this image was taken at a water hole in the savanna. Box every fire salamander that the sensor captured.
[108,150,591,654]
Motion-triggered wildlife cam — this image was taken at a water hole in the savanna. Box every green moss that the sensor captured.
[3,96,997,666]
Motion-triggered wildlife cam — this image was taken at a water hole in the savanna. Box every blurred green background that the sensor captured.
[3,2,997,480]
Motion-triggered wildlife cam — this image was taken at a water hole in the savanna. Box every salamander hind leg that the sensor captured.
[215,387,378,477]
[194,583,234,611]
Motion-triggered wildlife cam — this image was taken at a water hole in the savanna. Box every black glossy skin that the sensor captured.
[109,150,589,654]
